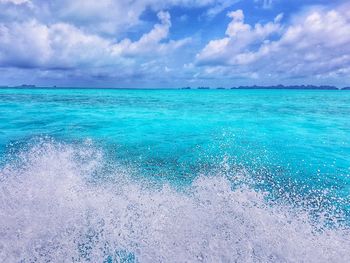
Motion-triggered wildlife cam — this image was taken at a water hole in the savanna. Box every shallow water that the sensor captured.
[0,89,350,262]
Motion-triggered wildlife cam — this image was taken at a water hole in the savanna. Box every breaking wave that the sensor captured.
[0,140,349,262]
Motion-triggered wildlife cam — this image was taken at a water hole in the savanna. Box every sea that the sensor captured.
[0,88,349,262]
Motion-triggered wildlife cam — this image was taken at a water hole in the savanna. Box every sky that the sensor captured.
[0,0,349,88]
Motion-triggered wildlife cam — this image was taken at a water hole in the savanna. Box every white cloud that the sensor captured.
[206,0,241,18]
[0,0,236,85]
[112,11,190,57]
[0,20,51,68]
[0,20,113,69]
[0,0,30,5]
[0,11,189,70]
[1,0,242,35]
[196,4,350,80]
[197,9,282,65]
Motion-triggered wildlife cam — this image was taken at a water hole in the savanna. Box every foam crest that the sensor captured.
[0,142,349,262]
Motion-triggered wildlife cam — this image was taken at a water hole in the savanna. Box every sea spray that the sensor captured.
[1,141,349,262]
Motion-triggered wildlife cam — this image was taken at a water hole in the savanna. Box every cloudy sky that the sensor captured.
[0,0,349,88]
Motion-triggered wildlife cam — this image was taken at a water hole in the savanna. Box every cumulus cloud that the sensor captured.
[206,0,241,18]
[0,0,243,35]
[1,0,349,86]
[197,9,282,65]
[0,0,238,85]
[0,20,113,69]
[0,11,188,70]
[196,4,350,80]
[112,11,191,57]
[0,0,30,5]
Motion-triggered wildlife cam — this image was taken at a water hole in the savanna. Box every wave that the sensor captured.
[0,140,349,262]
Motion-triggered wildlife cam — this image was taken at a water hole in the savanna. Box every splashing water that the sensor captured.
[0,141,349,262]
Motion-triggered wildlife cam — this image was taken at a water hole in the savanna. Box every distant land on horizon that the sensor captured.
[1,84,350,90]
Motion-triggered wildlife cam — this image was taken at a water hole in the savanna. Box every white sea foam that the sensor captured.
[0,141,349,262]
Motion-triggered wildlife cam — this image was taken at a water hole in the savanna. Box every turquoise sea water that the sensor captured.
[0,88,350,262]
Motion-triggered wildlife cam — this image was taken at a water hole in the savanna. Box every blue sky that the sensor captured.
[0,0,349,88]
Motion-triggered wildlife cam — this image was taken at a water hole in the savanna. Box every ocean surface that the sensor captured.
[0,88,349,262]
